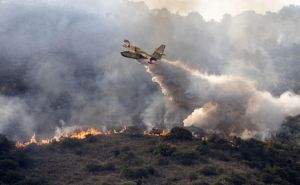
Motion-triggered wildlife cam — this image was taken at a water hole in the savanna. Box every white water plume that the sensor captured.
[144,59,300,139]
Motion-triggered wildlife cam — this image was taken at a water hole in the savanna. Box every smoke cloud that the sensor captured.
[0,96,34,139]
[131,0,300,21]
[147,60,300,139]
[145,59,300,139]
[0,0,299,140]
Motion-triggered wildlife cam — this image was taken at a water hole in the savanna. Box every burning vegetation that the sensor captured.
[0,118,299,185]
[16,127,171,148]
[16,127,127,148]
[16,127,248,150]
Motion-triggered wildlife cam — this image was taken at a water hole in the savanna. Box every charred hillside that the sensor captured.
[1,118,300,185]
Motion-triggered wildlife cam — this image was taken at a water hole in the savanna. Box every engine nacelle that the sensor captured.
[148,57,157,64]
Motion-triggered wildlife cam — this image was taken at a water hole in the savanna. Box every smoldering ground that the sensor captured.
[0,0,300,140]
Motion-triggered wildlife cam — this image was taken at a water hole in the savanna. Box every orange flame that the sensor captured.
[16,127,240,149]
[16,128,128,148]
[16,127,171,148]
[201,136,208,142]
[143,128,170,137]
[228,136,240,148]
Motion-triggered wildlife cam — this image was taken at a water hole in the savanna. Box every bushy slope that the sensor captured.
[0,124,299,185]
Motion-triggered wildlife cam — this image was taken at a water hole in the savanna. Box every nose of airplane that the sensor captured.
[120,51,132,58]
[120,51,127,57]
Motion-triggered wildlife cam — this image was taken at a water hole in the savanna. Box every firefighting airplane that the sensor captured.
[121,40,165,64]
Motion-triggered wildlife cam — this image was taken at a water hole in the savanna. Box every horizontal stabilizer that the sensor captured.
[152,44,166,60]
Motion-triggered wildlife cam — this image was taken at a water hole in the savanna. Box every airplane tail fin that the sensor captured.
[123,39,130,48]
[152,44,166,60]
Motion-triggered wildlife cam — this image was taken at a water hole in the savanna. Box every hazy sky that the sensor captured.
[131,0,300,20]
[0,0,299,140]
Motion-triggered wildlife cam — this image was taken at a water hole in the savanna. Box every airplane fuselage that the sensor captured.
[120,51,148,59]
[121,40,165,64]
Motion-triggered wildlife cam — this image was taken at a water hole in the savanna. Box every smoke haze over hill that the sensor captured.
[0,0,299,140]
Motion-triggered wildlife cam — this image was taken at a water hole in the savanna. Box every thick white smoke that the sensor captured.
[145,59,300,139]
[0,0,300,140]
[132,0,300,21]
[0,96,34,138]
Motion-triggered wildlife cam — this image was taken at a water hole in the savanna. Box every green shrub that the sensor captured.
[0,135,14,155]
[156,156,169,166]
[60,138,82,148]
[238,139,268,168]
[75,149,86,156]
[11,149,32,168]
[100,163,115,171]
[224,173,246,185]
[119,146,142,166]
[213,181,228,185]
[211,152,230,162]
[86,135,98,143]
[166,127,193,141]
[172,150,198,165]
[148,138,158,145]
[189,172,198,181]
[120,151,138,165]
[121,181,137,185]
[86,163,115,173]
[120,166,155,179]
[261,167,293,185]
[199,165,219,176]
[191,180,209,185]
[86,163,102,173]
[154,143,176,157]
[0,159,18,170]
[120,146,131,152]
[208,135,233,150]
[123,126,143,135]
[261,173,284,185]
[0,171,25,184]
[195,144,210,155]
[17,177,48,185]
[97,183,112,185]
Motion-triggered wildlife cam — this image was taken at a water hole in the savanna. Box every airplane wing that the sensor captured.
[152,45,166,60]
[123,39,141,52]
[121,40,164,64]
[121,51,147,60]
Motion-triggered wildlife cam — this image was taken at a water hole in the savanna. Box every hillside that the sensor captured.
[1,117,300,185]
